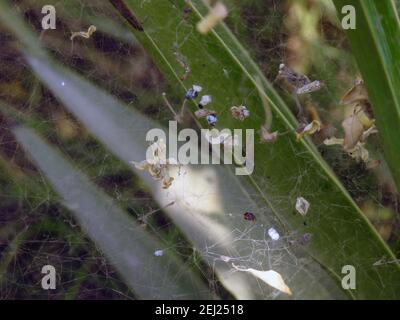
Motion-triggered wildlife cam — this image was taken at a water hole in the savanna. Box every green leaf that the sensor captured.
[333,0,400,192]
[5,119,212,299]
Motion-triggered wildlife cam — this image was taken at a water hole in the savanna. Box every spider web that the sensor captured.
[0,0,398,300]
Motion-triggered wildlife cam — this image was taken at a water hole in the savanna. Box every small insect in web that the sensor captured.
[70,25,97,41]
[276,64,323,95]
[243,212,256,221]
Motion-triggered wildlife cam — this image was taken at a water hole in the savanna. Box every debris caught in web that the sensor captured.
[341,79,369,105]
[267,227,280,241]
[231,105,250,121]
[296,120,321,141]
[295,197,310,216]
[243,211,256,221]
[199,95,212,108]
[276,63,323,95]
[185,84,202,100]
[323,102,378,166]
[154,249,164,257]
[342,107,375,150]
[130,139,178,189]
[232,264,292,295]
[197,2,228,35]
[70,25,97,41]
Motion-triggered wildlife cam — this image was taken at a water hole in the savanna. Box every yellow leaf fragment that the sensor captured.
[356,107,374,129]
[296,120,321,141]
[70,25,96,41]
[347,142,370,163]
[233,264,292,295]
[197,2,228,34]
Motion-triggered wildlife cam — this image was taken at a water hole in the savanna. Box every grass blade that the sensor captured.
[5,119,212,299]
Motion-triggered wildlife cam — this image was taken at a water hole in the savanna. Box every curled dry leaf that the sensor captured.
[70,25,96,41]
[341,79,369,105]
[324,131,377,165]
[185,84,202,100]
[232,264,292,295]
[342,114,365,150]
[296,120,321,141]
[197,2,228,34]
[130,139,178,189]
[342,108,375,150]
[267,227,280,241]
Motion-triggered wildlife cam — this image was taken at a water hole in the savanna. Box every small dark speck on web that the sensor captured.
[110,0,144,31]
[244,212,256,221]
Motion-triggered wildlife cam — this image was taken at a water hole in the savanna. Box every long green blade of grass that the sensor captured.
[333,0,400,191]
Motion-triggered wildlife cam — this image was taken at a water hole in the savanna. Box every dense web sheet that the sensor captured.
[0,0,399,300]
